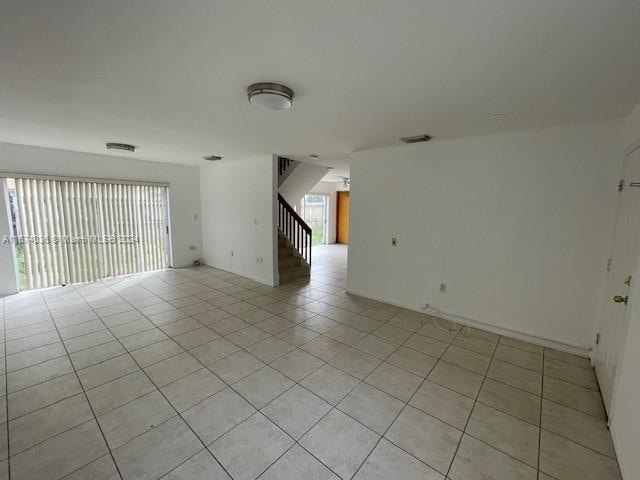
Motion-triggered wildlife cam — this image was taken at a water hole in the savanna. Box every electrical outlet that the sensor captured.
[391,237,398,247]
[188,245,197,251]
[256,257,263,264]
[230,250,234,257]
[421,302,430,310]
[440,283,447,293]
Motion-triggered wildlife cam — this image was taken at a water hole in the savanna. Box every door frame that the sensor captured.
[595,141,640,417]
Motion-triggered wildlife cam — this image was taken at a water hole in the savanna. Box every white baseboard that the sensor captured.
[346,288,592,357]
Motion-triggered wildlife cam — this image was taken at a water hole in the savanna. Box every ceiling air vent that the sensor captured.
[400,134,432,144]
[106,142,136,152]
[203,155,223,161]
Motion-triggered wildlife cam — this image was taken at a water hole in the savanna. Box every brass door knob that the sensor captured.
[613,295,629,304]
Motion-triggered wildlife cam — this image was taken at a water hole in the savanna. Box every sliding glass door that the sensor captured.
[7,176,170,290]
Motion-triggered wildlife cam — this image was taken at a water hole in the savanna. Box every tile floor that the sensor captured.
[0,244,622,479]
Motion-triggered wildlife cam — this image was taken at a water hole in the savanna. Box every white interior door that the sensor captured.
[595,146,640,413]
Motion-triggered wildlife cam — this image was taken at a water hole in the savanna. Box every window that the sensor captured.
[7,176,170,290]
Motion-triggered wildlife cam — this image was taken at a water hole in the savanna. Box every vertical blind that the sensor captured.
[14,177,169,290]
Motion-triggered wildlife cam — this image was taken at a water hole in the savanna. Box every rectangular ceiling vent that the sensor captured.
[203,155,223,161]
[400,134,432,144]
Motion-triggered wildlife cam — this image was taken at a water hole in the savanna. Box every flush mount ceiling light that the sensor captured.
[106,142,135,152]
[309,154,319,160]
[247,83,294,110]
[400,134,432,144]
[490,113,507,120]
[203,155,223,161]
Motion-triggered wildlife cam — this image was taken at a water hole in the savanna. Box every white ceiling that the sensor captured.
[1,0,639,170]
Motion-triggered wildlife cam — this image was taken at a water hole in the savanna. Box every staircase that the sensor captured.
[278,231,310,283]
[277,193,311,284]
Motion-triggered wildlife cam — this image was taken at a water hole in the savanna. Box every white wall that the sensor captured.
[0,179,19,295]
[0,142,202,284]
[610,101,640,480]
[347,121,623,351]
[200,156,277,286]
[279,161,329,207]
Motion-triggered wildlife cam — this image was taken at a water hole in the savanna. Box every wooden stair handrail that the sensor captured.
[278,194,312,267]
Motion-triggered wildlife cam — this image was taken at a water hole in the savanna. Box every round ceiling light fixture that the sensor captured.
[247,83,294,110]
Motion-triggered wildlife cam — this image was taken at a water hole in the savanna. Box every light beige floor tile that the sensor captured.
[325,325,367,345]
[542,376,605,419]
[162,449,231,479]
[386,346,438,377]
[373,324,413,344]
[270,349,324,382]
[260,444,339,480]
[539,430,621,480]
[86,370,156,416]
[64,454,120,480]
[499,337,543,354]
[210,413,294,480]
[541,399,615,457]
[7,355,74,393]
[131,339,184,368]
[144,351,201,387]
[63,330,116,354]
[404,333,449,358]
[173,326,220,350]
[183,388,255,445]
[77,353,139,390]
[208,316,250,336]
[442,345,491,375]
[487,359,542,395]
[233,366,295,409]
[409,380,474,430]
[10,420,108,480]
[6,331,61,356]
[449,434,537,480]
[328,347,381,379]
[69,340,127,370]
[427,361,484,398]
[262,385,332,439]
[276,325,320,346]
[300,335,348,361]
[224,326,270,348]
[416,322,457,343]
[9,393,93,454]
[6,342,66,372]
[245,337,295,363]
[160,317,203,337]
[98,390,175,449]
[478,378,541,425]
[352,334,398,359]
[365,362,422,401]
[544,348,591,369]
[301,364,360,405]
[8,373,82,419]
[385,405,461,474]
[120,328,168,351]
[494,344,543,372]
[209,350,265,384]
[338,382,404,434]
[301,409,379,480]
[354,438,444,480]
[452,335,497,357]
[113,416,202,480]
[466,403,539,467]
[544,357,599,391]
[161,368,226,412]
[190,338,240,365]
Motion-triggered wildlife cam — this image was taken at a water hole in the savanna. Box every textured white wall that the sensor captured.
[200,156,277,286]
[347,121,623,350]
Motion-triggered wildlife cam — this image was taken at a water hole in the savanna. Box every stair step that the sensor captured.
[279,264,310,284]
[278,256,301,268]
